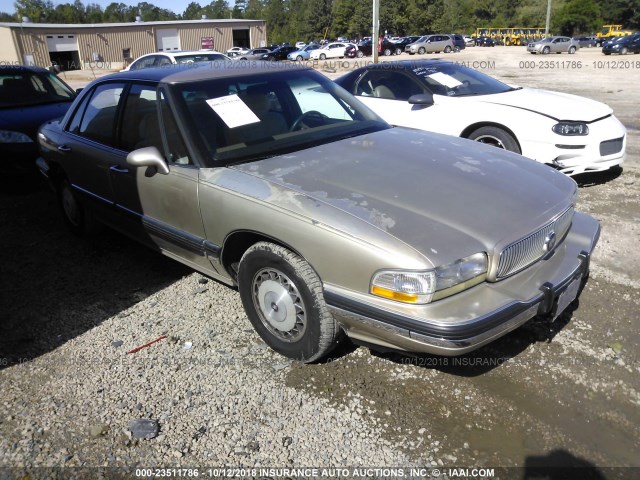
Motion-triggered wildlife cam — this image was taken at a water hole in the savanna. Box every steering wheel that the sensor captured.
[290,110,327,131]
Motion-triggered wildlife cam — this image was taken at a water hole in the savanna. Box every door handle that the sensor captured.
[110,165,129,174]
[57,145,71,152]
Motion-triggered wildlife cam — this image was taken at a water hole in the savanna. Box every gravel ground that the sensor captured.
[1,47,639,478]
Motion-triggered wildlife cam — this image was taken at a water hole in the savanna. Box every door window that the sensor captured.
[77,82,125,146]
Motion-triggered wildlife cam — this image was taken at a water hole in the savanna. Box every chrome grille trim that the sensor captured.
[497,207,574,279]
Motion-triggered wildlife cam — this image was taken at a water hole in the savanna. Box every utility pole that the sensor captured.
[372,0,380,63]
[545,0,551,35]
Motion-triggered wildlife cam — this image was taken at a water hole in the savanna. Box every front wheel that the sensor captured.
[418,47,425,54]
[296,55,303,61]
[237,242,342,362]
[542,46,550,54]
[319,53,326,60]
[468,126,521,154]
[621,47,628,55]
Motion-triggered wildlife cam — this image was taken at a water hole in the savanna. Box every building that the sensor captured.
[0,18,267,71]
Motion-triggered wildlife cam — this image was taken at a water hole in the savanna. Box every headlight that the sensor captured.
[552,123,589,136]
[0,130,33,143]
[371,252,488,304]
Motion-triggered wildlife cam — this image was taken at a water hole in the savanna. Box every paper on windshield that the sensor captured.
[427,72,463,88]
[206,94,260,128]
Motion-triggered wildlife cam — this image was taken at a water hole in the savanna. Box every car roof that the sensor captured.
[0,65,51,74]
[96,61,311,85]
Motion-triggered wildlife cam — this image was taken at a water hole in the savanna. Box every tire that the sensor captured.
[383,48,392,56]
[319,53,326,60]
[569,46,576,54]
[468,126,521,154]
[395,48,402,55]
[542,46,550,54]
[237,242,342,363]
[356,50,364,58]
[58,177,97,236]
[621,47,628,55]
[418,47,425,54]
[296,55,303,61]
[444,45,452,53]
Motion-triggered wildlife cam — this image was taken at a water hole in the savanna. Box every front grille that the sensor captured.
[599,137,624,156]
[496,207,574,279]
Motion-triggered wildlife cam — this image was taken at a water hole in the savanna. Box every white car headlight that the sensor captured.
[0,130,33,143]
[371,253,488,304]
[552,123,589,136]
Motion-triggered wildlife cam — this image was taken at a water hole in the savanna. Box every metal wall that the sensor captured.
[2,20,267,69]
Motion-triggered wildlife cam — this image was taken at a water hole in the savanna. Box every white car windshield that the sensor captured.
[410,63,516,97]
[173,69,388,166]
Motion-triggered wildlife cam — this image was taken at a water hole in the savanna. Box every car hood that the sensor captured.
[0,101,73,140]
[229,128,575,266]
[479,87,612,122]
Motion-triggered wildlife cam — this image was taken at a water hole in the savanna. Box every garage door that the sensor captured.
[156,29,180,51]
[46,34,78,52]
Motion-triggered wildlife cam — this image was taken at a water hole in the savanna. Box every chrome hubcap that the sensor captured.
[474,135,506,149]
[252,268,306,342]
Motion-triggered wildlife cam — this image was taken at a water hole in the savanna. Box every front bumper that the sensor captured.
[519,115,626,175]
[324,211,600,356]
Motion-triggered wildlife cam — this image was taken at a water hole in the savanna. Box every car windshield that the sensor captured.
[175,53,229,63]
[410,63,515,97]
[172,69,389,166]
[0,71,75,107]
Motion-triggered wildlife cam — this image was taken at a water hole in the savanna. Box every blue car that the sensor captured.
[1,65,76,179]
[287,44,321,61]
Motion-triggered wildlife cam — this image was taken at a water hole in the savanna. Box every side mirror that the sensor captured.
[127,146,170,175]
[408,93,434,106]
[75,88,84,94]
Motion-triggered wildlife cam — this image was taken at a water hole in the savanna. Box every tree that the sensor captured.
[14,0,55,22]
[203,0,229,19]
[85,2,103,22]
[0,11,16,21]
[103,2,132,22]
[183,1,203,19]
[554,0,601,35]
[244,0,263,19]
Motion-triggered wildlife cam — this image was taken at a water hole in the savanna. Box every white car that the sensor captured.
[226,46,250,57]
[309,42,353,60]
[295,41,306,48]
[335,60,625,175]
[124,50,231,71]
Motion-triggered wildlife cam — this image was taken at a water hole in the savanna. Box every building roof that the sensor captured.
[0,18,264,29]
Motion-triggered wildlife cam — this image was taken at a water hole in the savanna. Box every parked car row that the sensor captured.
[32,61,602,362]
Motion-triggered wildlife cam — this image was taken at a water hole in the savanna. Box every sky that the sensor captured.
[0,0,214,15]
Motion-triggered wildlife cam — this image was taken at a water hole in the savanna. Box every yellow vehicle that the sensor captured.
[596,25,634,39]
[475,27,546,46]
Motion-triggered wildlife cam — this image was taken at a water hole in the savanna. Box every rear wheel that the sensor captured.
[395,47,403,55]
[468,126,520,154]
[444,45,452,53]
[237,242,342,363]
[569,46,576,54]
[58,177,97,236]
[356,50,364,58]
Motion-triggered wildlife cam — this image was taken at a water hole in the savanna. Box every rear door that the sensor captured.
[55,81,126,221]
